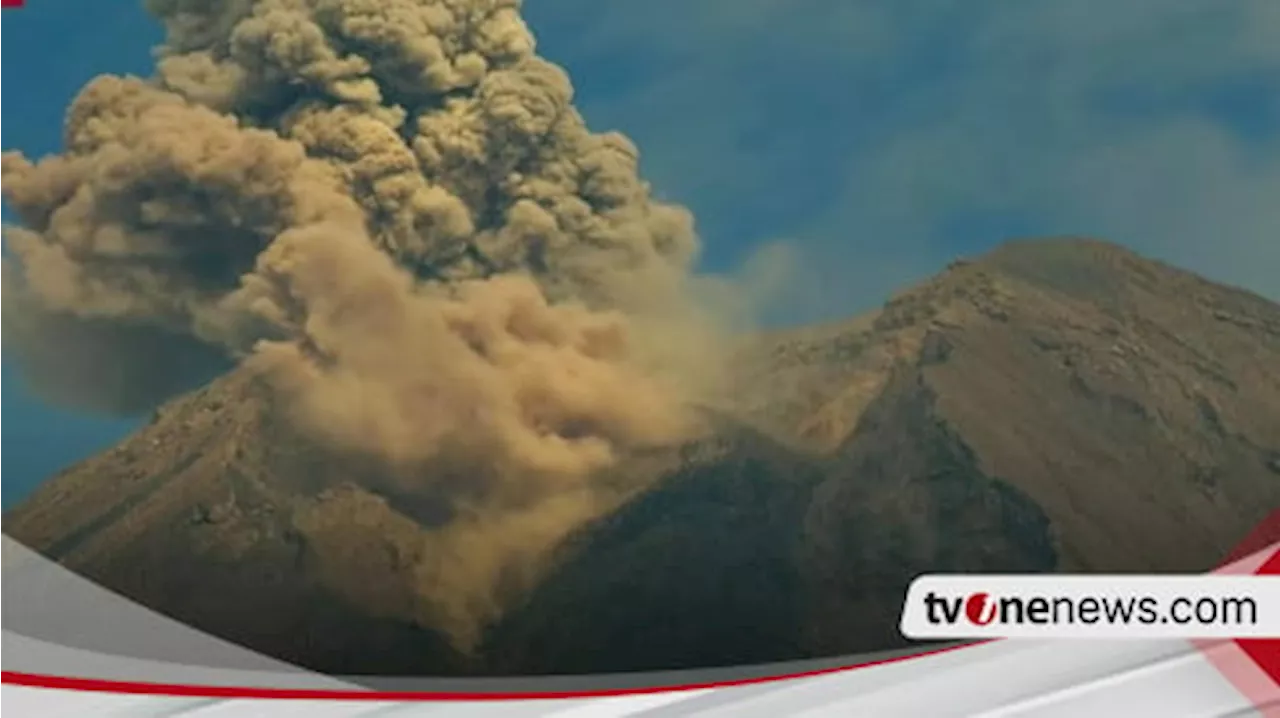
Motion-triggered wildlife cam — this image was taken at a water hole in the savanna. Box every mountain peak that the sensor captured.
[971,237,1274,315]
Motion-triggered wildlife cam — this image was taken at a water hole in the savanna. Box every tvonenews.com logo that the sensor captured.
[899,576,1280,639]
[922,591,1257,627]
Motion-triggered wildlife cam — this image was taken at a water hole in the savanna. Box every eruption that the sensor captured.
[2,0,725,646]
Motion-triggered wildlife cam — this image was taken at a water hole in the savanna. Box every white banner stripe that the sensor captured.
[541,691,715,718]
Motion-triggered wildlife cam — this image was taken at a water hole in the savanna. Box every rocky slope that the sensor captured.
[6,238,1280,675]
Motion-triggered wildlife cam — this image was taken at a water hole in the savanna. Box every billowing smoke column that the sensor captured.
[2,0,722,647]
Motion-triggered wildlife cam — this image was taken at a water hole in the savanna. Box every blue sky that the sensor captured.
[3,0,1278,507]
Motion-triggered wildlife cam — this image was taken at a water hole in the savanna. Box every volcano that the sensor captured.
[6,237,1280,676]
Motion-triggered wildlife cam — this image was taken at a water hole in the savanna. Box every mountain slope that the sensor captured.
[6,238,1280,675]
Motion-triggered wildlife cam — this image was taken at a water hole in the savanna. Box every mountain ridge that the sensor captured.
[6,237,1280,675]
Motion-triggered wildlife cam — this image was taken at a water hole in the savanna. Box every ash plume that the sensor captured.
[2,0,729,646]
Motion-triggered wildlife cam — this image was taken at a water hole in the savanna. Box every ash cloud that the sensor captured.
[2,0,731,646]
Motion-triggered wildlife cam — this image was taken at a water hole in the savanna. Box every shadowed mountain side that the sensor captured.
[797,364,1059,659]
[486,421,828,674]
[488,369,1058,674]
[5,238,1280,675]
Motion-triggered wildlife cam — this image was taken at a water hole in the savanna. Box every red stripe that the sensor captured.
[1235,547,1280,685]
[0,643,980,701]
[1201,509,1280,712]
[0,0,24,8]
[1223,510,1280,566]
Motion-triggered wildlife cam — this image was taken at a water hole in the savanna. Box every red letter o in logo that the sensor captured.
[965,592,996,625]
